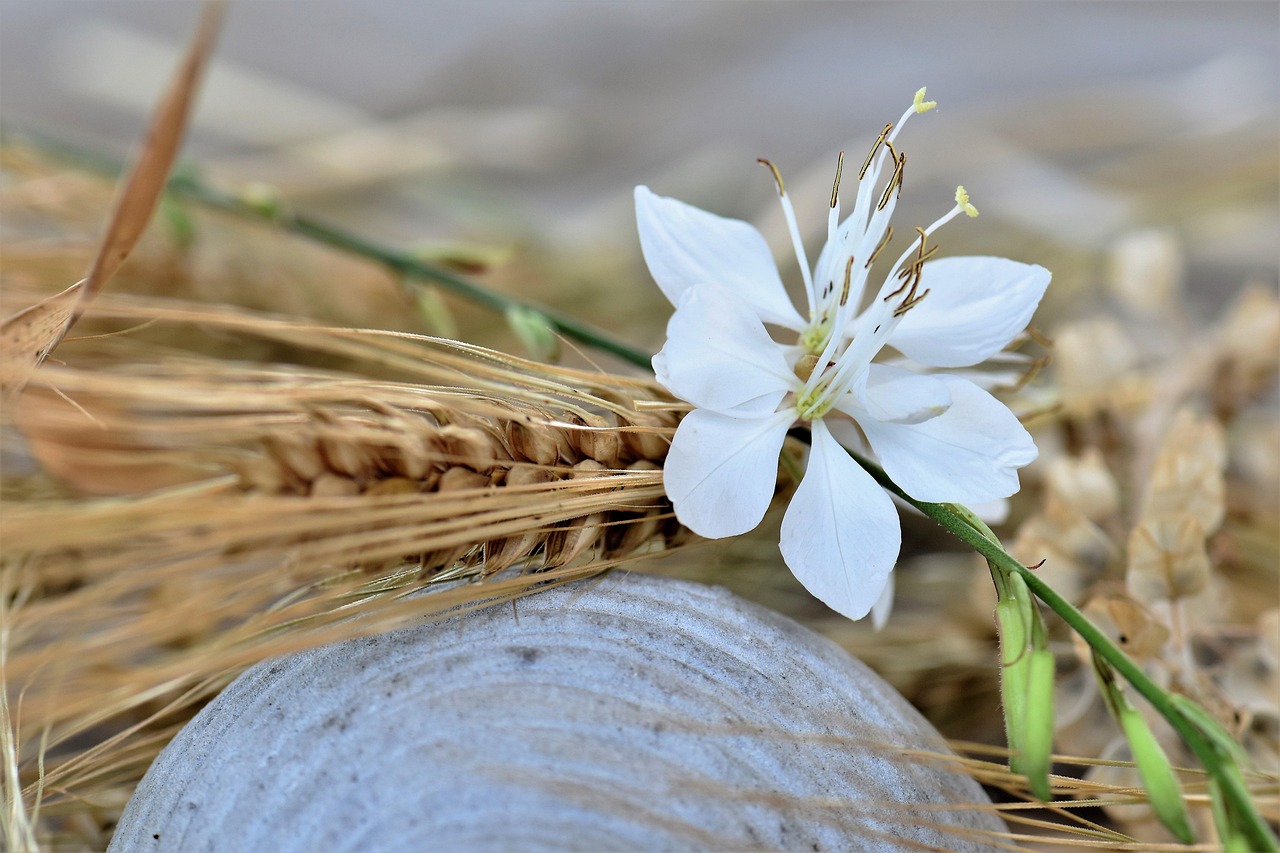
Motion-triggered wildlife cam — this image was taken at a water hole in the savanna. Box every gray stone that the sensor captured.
[110,573,1004,851]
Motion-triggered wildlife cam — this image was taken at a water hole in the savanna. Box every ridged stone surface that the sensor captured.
[110,573,1005,851]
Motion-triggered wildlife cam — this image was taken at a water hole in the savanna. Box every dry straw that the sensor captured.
[1,294,696,841]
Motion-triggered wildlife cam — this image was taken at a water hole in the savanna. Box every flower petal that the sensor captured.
[888,256,1051,367]
[851,363,952,425]
[858,375,1038,504]
[656,284,795,415]
[870,572,895,631]
[664,408,794,538]
[779,419,900,620]
[635,186,805,330]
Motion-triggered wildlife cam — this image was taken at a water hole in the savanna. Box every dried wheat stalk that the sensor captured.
[1,296,697,830]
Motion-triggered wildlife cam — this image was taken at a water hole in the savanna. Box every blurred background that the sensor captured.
[3,0,1278,723]
[2,8,1278,841]
[2,1,1276,348]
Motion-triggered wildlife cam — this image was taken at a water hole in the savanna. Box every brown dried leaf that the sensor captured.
[82,2,226,298]
[1052,318,1142,413]
[0,281,82,405]
[0,2,225,404]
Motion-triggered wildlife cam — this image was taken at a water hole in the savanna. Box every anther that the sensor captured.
[830,151,844,209]
[758,159,786,196]
[877,149,906,211]
[859,123,893,179]
[866,225,894,268]
[892,288,930,317]
[839,256,855,306]
[884,227,931,301]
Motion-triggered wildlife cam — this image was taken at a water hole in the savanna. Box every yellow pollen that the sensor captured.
[913,87,937,114]
[799,321,831,355]
[793,353,820,382]
[955,185,979,217]
[795,382,834,422]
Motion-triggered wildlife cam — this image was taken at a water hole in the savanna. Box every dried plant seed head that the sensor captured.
[388,429,434,480]
[233,455,288,494]
[566,414,623,465]
[1106,227,1184,318]
[265,435,326,482]
[437,466,490,492]
[1126,516,1211,602]
[438,424,508,472]
[571,459,607,478]
[504,463,559,488]
[544,513,605,567]
[1046,448,1121,523]
[504,418,566,466]
[1143,409,1226,534]
[1053,319,1142,414]
[320,431,374,480]
[618,412,673,461]
[1100,592,1171,660]
[482,531,543,573]
[605,509,663,558]
[310,473,361,498]
[363,477,421,497]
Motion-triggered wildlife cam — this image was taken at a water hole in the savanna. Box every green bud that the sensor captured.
[506,305,560,362]
[1209,774,1255,853]
[996,577,1032,779]
[160,194,196,251]
[1094,653,1193,843]
[1022,646,1056,801]
[240,182,288,221]
[1118,701,1194,842]
[413,285,459,338]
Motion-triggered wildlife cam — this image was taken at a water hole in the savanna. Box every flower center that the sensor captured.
[799,319,832,356]
[794,379,837,422]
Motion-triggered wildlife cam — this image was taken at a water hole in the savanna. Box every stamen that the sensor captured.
[829,151,844,209]
[884,227,930,301]
[839,256,855,306]
[758,158,815,300]
[859,123,892,179]
[866,225,894,268]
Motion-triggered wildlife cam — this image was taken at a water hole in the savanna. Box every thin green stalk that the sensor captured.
[2,130,653,371]
[163,173,655,371]
[852,452,1277,851]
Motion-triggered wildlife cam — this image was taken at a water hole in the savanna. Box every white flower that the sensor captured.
[637,89,1050,623]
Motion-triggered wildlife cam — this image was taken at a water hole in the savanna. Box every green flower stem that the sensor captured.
[851,451,1277,851]
[0,130,653,371]
[162,173,656,371]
